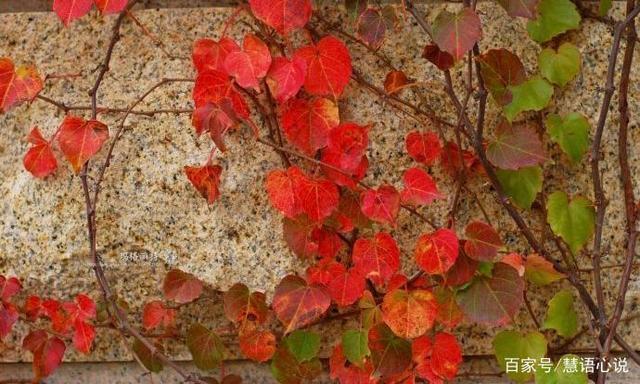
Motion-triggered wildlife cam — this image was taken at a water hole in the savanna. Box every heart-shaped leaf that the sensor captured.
[352,232,400,285]
[186,323,225,370]
[413,332,463,382]
[381,288,437,339]
[368,323,411,378]
[193,70,250,118]
[477,48,526,106]
[267,56,307,103]
[0,58,43,113]
[405,131,442,165]
[457,263,524,325]
[546,191,595,254]
[328,268,366,307]
[360,185,400,226]
[272,275,331,333]
[184,165,223,204]
[342,329,370,367]
[539,42,581,87]
[53,0,93,26]
[432,8,482,60]
[493,330,547,382]
[223,283,269,326]
[291,167,340,221]
[495,0,539,19]
[239,329,276,362]
[422,44,455,71]
[545,112,590,164]
[57,116,109,173]
[496,166,543,210]
[284,330,321,363]
[384,70,411,95]
[163,269,203,304]
[224,34,272,90]
[414,228,459,275]
[503,76,554,121]
[542,290,579,338]
[280,97,339,155]
[487,120,546,170]
[294,36,352,98]
[192,38,240,74]
[271,343,323,383]
[23,127,57,179]
[249,0,312,35]
[357,8,386,49]
[525,254,565,286]
[464,221,503,262]
[526,0,581,43]
[400,167,443,206]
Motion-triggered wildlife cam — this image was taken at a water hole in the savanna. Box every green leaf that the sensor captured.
[186,324,225,371]
[539,43,581,87]
[546,191,595,255]
[496,166,543,209]
[270,345,322,384]
[542,290,579,338]
[284,330,321,363]
[599,0,613,17]
[525,254,566,286]
[535,354,589,384]
[493,330,548,382]
[503,77,554,121]
[526,0,581,43]
[342,329,370,367]
[546,113,590,164]
[132,339,164,373]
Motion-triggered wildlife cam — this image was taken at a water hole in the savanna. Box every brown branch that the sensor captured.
[37,93,192,116]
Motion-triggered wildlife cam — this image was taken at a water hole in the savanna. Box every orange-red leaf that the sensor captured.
[184,164,223,204]
[223,283,269,326]
[23,127,57,178]
[23,331,66,379]
[53,0,93,25]
[94,0,127,14]
[295,36,352,98]
[272,275,331,333]
[328,268,366,307]
[412,332,462,382]
[464,221,503,261]
[400,167,442,206]
[283,214,320,259]
[414,229,459,275]
[192,38,240,74]
[57,116,109,173]
[381,289,437,339]
[224,34,272,90]
[267,56,307,103]
[239,329,276,362]
[163,269,203,304]
[432,8,482,60]
[280,97,339,155]
[323,123,369,172]
[248,0,312,35]
[291,167,340,222]
[405,131,441,165]
[330,344,376,384]
[73,320,95,354]
[142,300,177,330]
[266,167,303,218]
[384,70,410,95]
[0,58,43,113]
[352,232,400,285]
[191,99,238,151]
[306,259,345,286]
[360,185,400,226]
[193,70,250,118]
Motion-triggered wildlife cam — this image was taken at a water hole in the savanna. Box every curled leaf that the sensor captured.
[23,127,57,179]
[184,164,223,204]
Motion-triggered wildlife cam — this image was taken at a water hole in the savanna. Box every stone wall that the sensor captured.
[1,1,640,382]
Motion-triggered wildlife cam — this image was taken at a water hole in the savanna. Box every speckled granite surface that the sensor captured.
[0,0,639,378]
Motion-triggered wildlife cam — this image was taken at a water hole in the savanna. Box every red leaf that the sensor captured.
[63,294,96,323]
[292,167,340,222]
[24,295,44,320]
[381,289,437,338]
[368,323,412,378]
[0,58,43,112]
[432,8,482,60]
[142,300,177,330]
[328,268,366,307]
[267,56,307,103]
[352,232,400,285]
[23,331,66,379]
[191,99,239,151]
[248,0,312,35]
[73,320,95,354]
[400,167,442,206]
[283,214,320,259]
[502,252,525,276]
[422,44,454,71]
[223,283,269,326]
[456,263,524,325]
[184,164,223,204]
[478,48,526,105]
[53,0,93,25]
[384,70,410,95]
[439,141,480,175]
[316,227,346,259]
[0,303,18,338]
[322,152,368,189]
[324,123,369,172]
[496,0,539,19]
[412,332,462,382]
[224,34,272,90]
[57,115,109,173]
[357,8,386,49]
[464,221,503,261]
[405,131,441,165]
[414,229,459,275]
[337,189,372,230]
[487,120,546,170]
[0,276,21,302]
[306,259,345,286]
[192,38,240,74]
[295,36,352,98]
[443,251,478,287]
[265,168,303,218]
[330,345,376,384]
[360,186,400,226]
[94,0,127,14]
[23,127,58,178]
[193,70,250,118]
[280,97,339,155]
[272,275,331,333]
[163,269,203,304]
[239,329,276,362]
